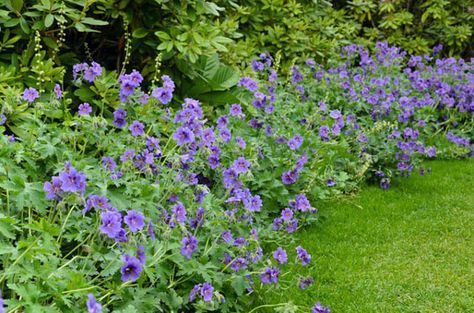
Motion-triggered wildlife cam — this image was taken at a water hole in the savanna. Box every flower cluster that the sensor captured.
[43,162,86,200]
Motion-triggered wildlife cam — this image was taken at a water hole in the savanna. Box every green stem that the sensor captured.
[247,303,290,313]
[57,205,76,244]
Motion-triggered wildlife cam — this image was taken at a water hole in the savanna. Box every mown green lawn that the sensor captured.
[263,159,474,312]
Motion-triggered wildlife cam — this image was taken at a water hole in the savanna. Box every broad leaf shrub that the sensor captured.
[0,42,473,312]
[2,0,472,91]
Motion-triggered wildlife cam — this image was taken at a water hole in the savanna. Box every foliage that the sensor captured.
[0,19,473,310]
[0,63,325,312]
[342,0,474,56]
[1,0,472,97]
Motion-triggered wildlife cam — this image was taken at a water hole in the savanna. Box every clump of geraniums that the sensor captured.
[232,43,472,194]
[0,64,325,312]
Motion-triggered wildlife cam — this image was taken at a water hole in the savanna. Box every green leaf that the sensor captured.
[74,22,91,32]
[155,31,171,41]
[0,216,17,239]
[44,13,54,27]
[43,36,58,49]
[132,28,149,38]
[81,17,108,26]
[74,87,95,102]
[7,0,23,12]
[19,17,30,34]
[231,276,249,296]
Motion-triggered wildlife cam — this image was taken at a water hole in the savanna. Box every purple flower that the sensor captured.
[162,75,175,91]
[288,134,303,150]
[260,267,280,284]
[231,257,248,272]
[120,149,135,163]
[273,247,288,264]
[173,127,195,145]
[99,210,122,239]
[208,154,220,169]
[296,246,311,265]
[180,233,198,259]
[294,194,312,212]
[286,218,298,233]
[282,170,298,185]
[238,77,258,92]
[216,115,229,129]
[84,195,111,214]
[83,62,103,82]
[311,302,330,313]
[120,254,143,282]
[326,179,336,187]
[136,245,146,265]
[375,171,385,177]
[201,282,214,302]
[230,104,243,117]
[148,220,156,241]
[291,66,303,83]
[124,210,145,232]
[129,120,145,137]
[201,128,216,146]
[427,146,436,158]
[219,127,231,142]
[54,84,62,99]
[244,195,262,212]
[380,178,390,190]
[281,208,293,221]
[189,284,201,302]
[172,202,187,224]
[319,126,330,141]
[58,167,86,195]
[357,134,368,143]
[86,294,102,313]
[78,103,92,116]
[22,87,39,103]
[233,136,247,150]
[101,156,117,172]
[152,87,173,104]
[233,236,247,247]
[138,93,149,105]
[232,156,250,174]
[113,108,127,128]
[43,176,63,200]
[222,230,233,244]
[298,276,315,289]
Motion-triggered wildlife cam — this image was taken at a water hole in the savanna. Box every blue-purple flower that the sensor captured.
[173,127,195,145]
[78,103,92,116]
[99,210,122,239]
[232,156,250,174]
[311,302,330,313]
[273,247,288,264]
[54,84,62,99]
[124,210,145,232]
[260,267,280,284]
[22,87,39,103]
[86,294,102,313]
[201,282,214,302]
[296,246,311,265]
[120,254,142,282]
[180,233,198,259]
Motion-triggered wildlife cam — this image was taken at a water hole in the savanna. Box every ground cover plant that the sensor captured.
[0,41,472,313]
[262,159,474,312]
